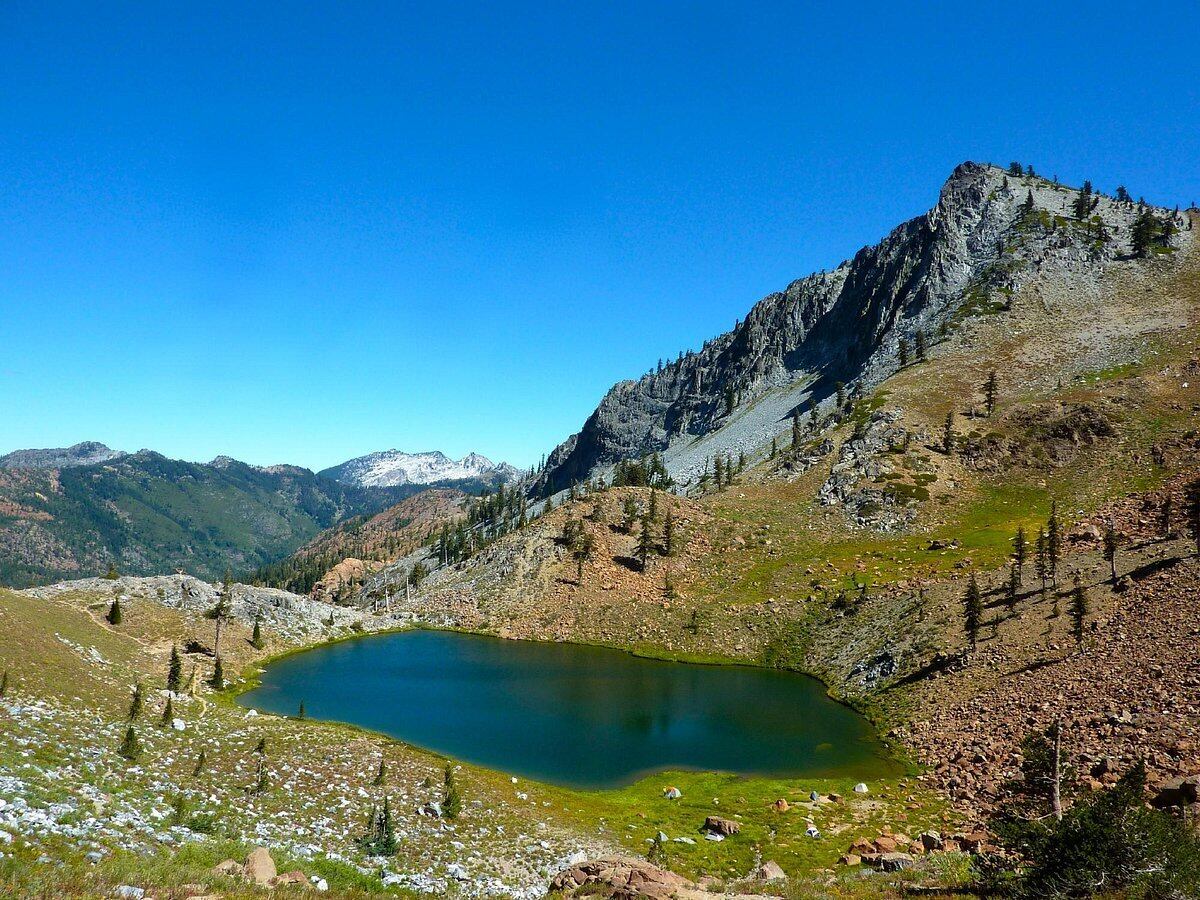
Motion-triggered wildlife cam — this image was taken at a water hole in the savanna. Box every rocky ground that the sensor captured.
[0,581,614,899]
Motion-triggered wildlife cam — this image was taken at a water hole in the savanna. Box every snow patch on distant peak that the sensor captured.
[321,449,520,488]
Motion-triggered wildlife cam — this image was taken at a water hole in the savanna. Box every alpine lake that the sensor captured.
[239,629,898,790]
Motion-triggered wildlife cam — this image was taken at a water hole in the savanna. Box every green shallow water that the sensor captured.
[239,629,899,789]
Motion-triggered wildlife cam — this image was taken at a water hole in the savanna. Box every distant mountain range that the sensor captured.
[0,442,521,588]
[0,446,416,587]
[319,449,521,488]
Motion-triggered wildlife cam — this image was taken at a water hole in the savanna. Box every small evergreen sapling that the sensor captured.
[167,645,183,694]
[107,597,123,625]
[250,616,265,650]
[119,725,141,761]
[192,749,206,776]
[1006,564,1020,613]
[1034,528,1049,602]
[161,695,174,727]
[0,670,8,697]
[209,656,224,691]
[373,758,387,786]
[963,574,983,648]
[127,682,144,720]
[442,761,462,820]
[983,370,999,417]
[1012,526,1028,584]
[1102,521,1119,584]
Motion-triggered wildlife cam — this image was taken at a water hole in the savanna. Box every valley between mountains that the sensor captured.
[2,163,1199,898]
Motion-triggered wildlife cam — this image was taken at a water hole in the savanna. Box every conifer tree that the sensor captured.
[983,370,999,417]
[107,597,123,625]
[0,670,7,697]
[1012,526,1028,584]
[209,656,224,691]
[250,616,265,650]
[105,562,119,580]
[373,758,387,786]
[621,495,638,532]
[442,761,462,820]
[119,725,141,761]
[899,337,909,367]
[647,831,665,864]
[1071,181,1093,220]
[571,526,595,583]
[1035,528,1050,602]
[1131,208,1159,257]
[1047,502,1061,587]
[637,515,655,570]
[662,508,675,556]
[942,411,955,455]
[161,695,174,727]
[253,759,269,795]
[167,644,182,694]
[808,403,818,429]
[835,381,846,413]
[128,682,144,720]
[713,456,725,490]
[1070,575,1089,647]
[1102,521,1119,585]
[298,700,306,720]
[1006,564,1020,613]
[206,587,232,658]
[662,570,676,600]
[372,796,397,853]
[192,749,206,776]
[963,573,983,648]
[648,489,658,522]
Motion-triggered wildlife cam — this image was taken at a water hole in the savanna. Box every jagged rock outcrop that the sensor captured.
[533,163,1188,494]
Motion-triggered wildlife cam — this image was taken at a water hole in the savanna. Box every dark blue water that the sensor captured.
[239,630,896,789]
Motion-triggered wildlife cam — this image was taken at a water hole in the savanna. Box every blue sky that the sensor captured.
[2,2,1197,471]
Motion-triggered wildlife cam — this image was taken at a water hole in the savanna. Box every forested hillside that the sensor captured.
[0,451,410,586]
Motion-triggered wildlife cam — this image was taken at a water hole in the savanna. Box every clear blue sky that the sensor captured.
[2,2,1197,471]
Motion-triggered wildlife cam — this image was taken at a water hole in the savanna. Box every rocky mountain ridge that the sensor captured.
[0,441,127,469]
[533,163,1192,494]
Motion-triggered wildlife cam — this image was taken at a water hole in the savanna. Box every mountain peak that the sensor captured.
[0,441,126,470]
[319,449,519,488]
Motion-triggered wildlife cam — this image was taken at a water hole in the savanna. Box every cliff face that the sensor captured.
[534,162,1188,494]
